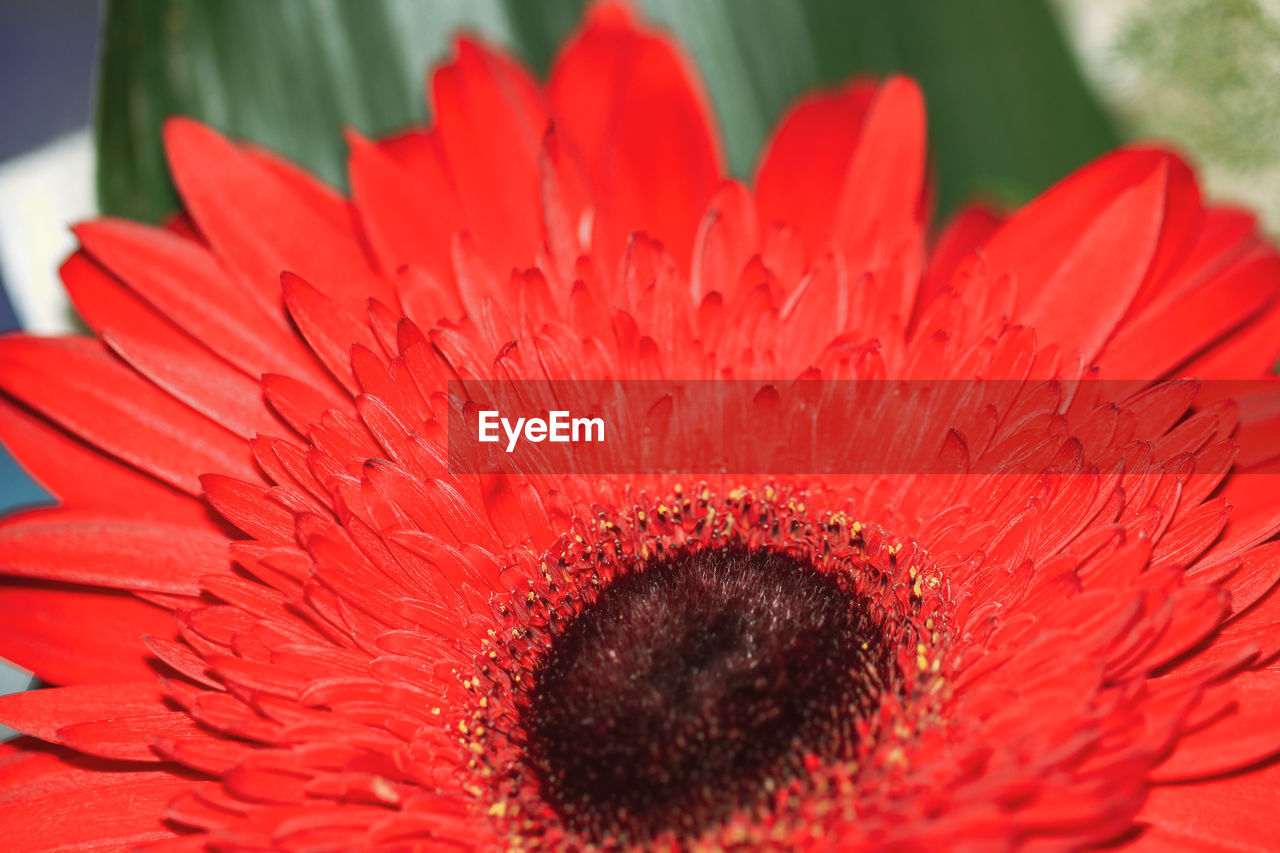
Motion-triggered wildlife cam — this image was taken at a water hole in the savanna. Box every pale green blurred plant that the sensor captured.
[1117,0,1280,171]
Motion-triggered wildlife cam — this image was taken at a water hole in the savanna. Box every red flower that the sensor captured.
[3,3,1280,850]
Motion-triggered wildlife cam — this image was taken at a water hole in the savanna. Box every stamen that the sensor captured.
[522,545,886,844]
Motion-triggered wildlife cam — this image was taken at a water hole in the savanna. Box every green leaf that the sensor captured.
[96,0,1117,223]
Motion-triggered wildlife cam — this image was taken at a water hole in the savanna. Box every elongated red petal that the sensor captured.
[0,681,166,743]
[0,394,207,525]
[0,740,192,849]
[74,218,334,387]
[1098,254,1280,377]
[432,39,547,277]
[1139,759,1280,850]
[755,79,878,258]
[549,1,722,271]
[164,119,395,314]
[832,77,927,274]
[1015,160,1168,363]
[0,508,233,594]
[0,336,255,494]
[347,129,461,288]
[0,581,177,685]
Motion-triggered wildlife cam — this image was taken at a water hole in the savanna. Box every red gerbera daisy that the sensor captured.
[3,3,1280,850]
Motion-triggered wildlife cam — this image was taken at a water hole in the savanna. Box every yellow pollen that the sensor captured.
[371,776,400,803]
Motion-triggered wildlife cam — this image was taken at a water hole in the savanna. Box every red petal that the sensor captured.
[1206,473,1280,564]
[262,373,348,435]
[62,250,284,441]
[0,581,177,685]
[0,739,191,848]
[981,149,1176,361]
[59,712,209,763]
[1156,668,1280,780]
[163,118,394,314]
[0,394,207,526]
[1119,152,1205,319]
[281,272,380,395]
[201,475,297,544]
[347,129,461,285]
[983,149,1164,295]
[549,1,723,271]
[375,128,455,190]
[102,325,281,441]
[1098,254,1280,377]
[245,143,353,233]
[539,125,594,287]
[755,79,878,258]
[432,39,547,275]
[918,203,1002,316]
[691,181,760,304]
[1185,291,1280,378]
[74,218,332,387]
[63,249,183,347]
[1139,756,1280,849]
[831,76,928,276]
[0,507,232,595]
[0,336,256,494]
[1018,160,1169,363]
[1132,584,1229,672]
[0,681,165,743]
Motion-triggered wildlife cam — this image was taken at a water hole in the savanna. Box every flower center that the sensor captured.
[521,545,886,844]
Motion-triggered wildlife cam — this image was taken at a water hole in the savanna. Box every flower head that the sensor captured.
[2,3,1280,850]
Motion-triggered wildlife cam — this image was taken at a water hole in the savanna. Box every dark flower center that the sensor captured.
[522,545,885,844]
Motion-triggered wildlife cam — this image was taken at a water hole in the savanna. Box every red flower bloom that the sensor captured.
[3,3,1280,850]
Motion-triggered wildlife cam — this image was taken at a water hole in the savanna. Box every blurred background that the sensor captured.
[2,0,1279,707]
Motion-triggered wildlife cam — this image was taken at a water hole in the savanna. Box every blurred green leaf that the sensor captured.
[96,0,1117,223]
